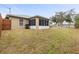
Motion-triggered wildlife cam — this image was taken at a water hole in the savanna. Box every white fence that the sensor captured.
[50,24,75,28]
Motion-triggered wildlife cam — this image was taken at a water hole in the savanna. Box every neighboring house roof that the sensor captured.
[30,15,49,20]
[5,14,30,19]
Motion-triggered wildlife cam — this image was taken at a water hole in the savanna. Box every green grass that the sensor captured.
[0,28,79,54]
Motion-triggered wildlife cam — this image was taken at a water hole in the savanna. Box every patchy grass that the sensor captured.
[0,28,79,54]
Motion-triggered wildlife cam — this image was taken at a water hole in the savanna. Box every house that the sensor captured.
[5,14,49,29]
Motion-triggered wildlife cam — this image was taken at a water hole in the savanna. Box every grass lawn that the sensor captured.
[0,28,79,54]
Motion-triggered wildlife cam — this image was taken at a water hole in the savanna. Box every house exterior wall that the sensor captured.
[39,26,49,29]
[36,18,39,29]
[29,26,49,29]
[20,19,29,29]
[29,26,36,29]
[9,17,29,29]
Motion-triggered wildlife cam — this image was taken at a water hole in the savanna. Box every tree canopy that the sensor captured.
[75,15,79,28]
[51,9,75,26]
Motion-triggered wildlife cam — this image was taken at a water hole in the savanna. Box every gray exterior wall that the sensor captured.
[9,17,29,29]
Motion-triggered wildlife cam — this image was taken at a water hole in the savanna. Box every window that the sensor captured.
[29,19,36,26]
[39,19,44,26]
[19,19,23,26]
[46,20,49,26]
[39,19,49,26]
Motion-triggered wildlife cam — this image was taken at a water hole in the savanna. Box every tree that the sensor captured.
[65,14,72,27]
[51,16,57,24]
[54,12,66,27]
[51,12,66,27]
[51,9,75,27]
[75,15,79,28]
[65,9,75,27]
[68,8,75,15]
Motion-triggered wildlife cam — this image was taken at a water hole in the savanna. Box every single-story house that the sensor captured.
[5,14,49,29]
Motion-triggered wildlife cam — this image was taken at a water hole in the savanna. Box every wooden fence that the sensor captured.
[0,19,11,37]
[2,20,11,30]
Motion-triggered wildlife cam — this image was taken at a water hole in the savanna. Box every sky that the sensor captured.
[0,4,79,18]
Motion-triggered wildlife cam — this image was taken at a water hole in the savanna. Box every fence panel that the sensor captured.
[2,20,11,30]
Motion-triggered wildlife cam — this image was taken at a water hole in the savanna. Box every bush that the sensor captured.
[25,24,29,29]
[75,15,79,28]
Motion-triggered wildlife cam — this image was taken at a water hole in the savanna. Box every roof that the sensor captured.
[5,14,30,19]
[5,14,49,20]
[30,15,49,20]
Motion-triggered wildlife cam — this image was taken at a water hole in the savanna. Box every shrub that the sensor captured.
[75,15,79,28]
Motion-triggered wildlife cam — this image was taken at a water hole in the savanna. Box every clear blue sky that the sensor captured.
[0,4,79,18]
